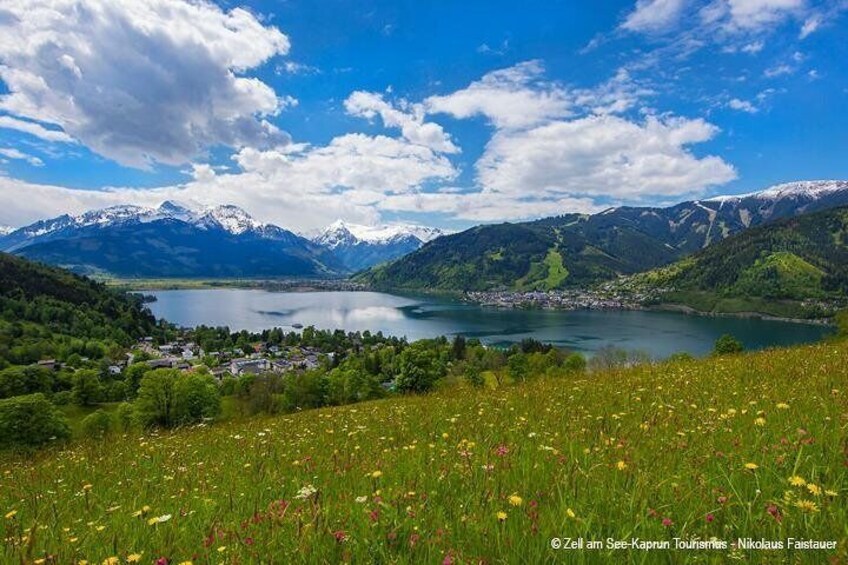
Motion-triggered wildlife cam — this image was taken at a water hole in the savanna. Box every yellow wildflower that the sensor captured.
[806,483,822,496]
[616,460,628,471]
[217,546,227,553]
[788,476,806,487]
[795,499,819,513]
[127,554,142,563]
[371,470,383,479]
[744,462,758,471]
[776,402,789,409]
[566,508,576,519]
[496,511,508,522]
[102,558,119,565]
[508,494,523,507]
[754,417,766,426]
[4,510,17,519]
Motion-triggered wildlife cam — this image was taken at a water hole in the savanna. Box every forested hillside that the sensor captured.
[631,207,848,304]
[0,253,158,367]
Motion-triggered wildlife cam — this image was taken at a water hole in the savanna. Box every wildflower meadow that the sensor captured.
[2,340,847,563]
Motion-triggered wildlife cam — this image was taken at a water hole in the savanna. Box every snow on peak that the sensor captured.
[313,220,446,247]
[0,226,14,236]
[703,180,848,203]
[198,204,265,235]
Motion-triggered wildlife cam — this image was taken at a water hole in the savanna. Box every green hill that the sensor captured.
[2,338,846,562]
[0,253,158,367]
[357,217,679,291]
[627,207,848,316]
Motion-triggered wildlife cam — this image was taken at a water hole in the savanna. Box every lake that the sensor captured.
[146,289,831,358]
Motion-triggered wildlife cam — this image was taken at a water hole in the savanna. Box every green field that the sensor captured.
[2,340,847,563]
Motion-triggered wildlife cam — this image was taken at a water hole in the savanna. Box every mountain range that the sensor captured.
[359,180,848,291]
[0,202,442,277]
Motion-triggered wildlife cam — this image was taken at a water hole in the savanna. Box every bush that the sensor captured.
[80,409,112,438]
[713,334,744,356]
[114,402,135,432]
[562,352,587,374]
[0,393,70,449]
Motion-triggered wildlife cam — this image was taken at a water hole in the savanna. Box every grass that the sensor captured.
[662,290,820,320]
[2,341,847,563]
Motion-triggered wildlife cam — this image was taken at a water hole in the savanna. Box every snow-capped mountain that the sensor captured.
[0,202,343,278]
[0,226,13,236]
[312,220,447,271]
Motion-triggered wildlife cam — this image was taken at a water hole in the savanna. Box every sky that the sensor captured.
[0,0,846,233]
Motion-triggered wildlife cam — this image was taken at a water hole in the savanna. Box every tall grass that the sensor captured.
[2,341,847,563]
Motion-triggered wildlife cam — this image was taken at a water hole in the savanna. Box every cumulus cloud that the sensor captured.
[424,61,572,129]
[475,115,736,200]
[0,133,459,231]
[727,97,758,112]
[621,0,687,33]
[721,0,805,29]
[0,0,292,168]
[344,92,459,153]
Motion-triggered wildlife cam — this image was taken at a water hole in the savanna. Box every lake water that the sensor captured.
[146,289,831,358]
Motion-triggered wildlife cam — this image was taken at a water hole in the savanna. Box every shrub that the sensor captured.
[562,352,587,374]
[80,409,112,438]
[0,393,70,449]
[714,334,744,356]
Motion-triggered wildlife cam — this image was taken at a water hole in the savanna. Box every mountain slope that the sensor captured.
[312,220,445,271]
[637,206,848,301]
[0,203,344,278]
[359,180,848,291]
[0,253,158,365]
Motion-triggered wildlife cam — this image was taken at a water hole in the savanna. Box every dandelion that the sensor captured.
[217,546,227,553]
[776,402,790,409]
[102,558,119,565]
[566,508,576,519]
[616,460,628,471]
[127,554,142,563]
[371,470,383,479]
[508,494,523,507]
[795,499,819,513]
[5,510,17,519]
[744,462,758,471]
[754,417,766,426]
[496,511,508,522]
[806,483,822,496]
[789,476,806,487]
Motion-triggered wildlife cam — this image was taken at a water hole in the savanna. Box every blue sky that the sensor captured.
[0,0,846,232]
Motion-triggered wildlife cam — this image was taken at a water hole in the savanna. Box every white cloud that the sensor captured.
[344,92,459,153]
[475,115,736,200]
[799,13,822,37]
[621,0,687,33]
[727,98,758,112]
[764,63,794,77]
[0,147,44,166]
[0,0,292,168]
[0,115,75,143]
[424,61,572,129]
[0,133,459,231]
[718,0,805,29]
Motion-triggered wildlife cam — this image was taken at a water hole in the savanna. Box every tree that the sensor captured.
[72,369,104,406]
[134,369,178,428]
[507,353,530,382]
[135,369,220,428]
[0,394,70,449]
[713,334,744,356]
[395,342,447,393]
[124,363,149,398]
[173,373,220,424]
[0,366,54,399]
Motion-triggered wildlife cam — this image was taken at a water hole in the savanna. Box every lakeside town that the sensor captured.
[464,284,664,311]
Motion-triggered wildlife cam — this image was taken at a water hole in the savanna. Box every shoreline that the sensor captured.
[112,277,836,327]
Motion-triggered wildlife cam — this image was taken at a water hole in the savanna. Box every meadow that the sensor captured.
[2,341,847,564]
